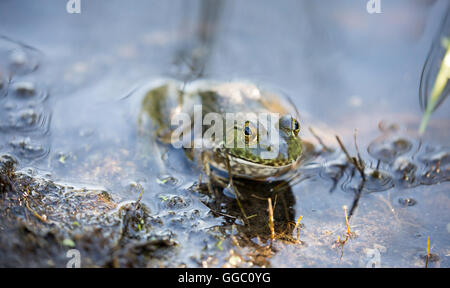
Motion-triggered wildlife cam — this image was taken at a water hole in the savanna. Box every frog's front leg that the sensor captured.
[200,151,218,198]
[223,154,248,223]
[135,131,167,175]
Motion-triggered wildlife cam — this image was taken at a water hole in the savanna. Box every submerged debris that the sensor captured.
[398,197,417,207]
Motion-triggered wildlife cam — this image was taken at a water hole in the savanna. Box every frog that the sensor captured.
[137,79,304,183]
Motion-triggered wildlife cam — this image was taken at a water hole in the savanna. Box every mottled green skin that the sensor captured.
[139,80,302,179]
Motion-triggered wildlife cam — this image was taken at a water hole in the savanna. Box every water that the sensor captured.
[0,0,449,267]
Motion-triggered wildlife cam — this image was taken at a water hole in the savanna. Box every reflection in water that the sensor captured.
[0,36,50,166]
[199,178,297,266]
[174,0,224,82]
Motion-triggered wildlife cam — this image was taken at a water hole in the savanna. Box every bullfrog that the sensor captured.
[138,79,303,182]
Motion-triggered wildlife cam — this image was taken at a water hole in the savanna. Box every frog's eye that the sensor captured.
[279,115,300,136]
[292,118,300,136]
[243,121,257,143]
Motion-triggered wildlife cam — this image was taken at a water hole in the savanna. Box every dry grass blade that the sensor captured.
[267,198,275,242]
[344,206,351,236]
[294,215,303,230]
[294,215,303,243]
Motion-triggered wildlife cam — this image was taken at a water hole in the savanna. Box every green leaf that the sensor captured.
[419,38,450,135]
[62,238,76,247]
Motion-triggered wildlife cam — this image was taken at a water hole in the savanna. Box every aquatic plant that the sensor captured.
[419,37,450,135]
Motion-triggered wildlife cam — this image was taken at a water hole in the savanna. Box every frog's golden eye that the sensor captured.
[243,121,257,143]
[279,115,300,136]
[292,118,300,136]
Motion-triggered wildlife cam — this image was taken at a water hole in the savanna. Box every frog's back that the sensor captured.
[184,80,298,117]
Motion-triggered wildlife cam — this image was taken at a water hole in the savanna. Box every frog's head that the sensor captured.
[213,114,302,180]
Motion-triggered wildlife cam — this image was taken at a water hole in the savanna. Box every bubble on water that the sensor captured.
[364,168,394,192]
[378,121,399,133]
[18,108,39,126]
[156,174,180,187]
[368,136,413,164]
[398,197,417,207]
[419,148,450,166]
[0,108,51,135]
[341,167,394,193]
[9,80,48,102]
[10,50,28,66]
[392,157,419,188]
[160,194,191,209]
[4,44,42,76]
[12,81,35,96]
[9,137,49,160]
[393,157,417,175]
[418,147,450,185]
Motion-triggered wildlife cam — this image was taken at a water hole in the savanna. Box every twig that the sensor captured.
[251,194,268,200]
[336,135,365,178]
[25,198,47,223]
[309,126,333,152]
[353,129,365,173]
[336,134,367,220]
[136,185,144,204]
[348,180,364,220]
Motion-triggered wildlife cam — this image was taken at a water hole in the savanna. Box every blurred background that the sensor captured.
[0,0,448,140]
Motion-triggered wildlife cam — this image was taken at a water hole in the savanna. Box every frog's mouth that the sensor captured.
[232,154,301,170]
[209,149,302,180]
[226,147,301,167]
[210,155,300,181]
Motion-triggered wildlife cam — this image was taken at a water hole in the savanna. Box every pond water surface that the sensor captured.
[0,0,449,267]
